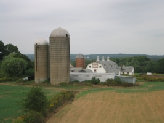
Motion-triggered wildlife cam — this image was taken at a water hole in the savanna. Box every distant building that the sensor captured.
[147,72,152,75]
[86,56,134,75]
[70,56,135,83]
[98,56,120,74]
[76,54,85,68]
[86,62,106,73]
[121,66,134,75]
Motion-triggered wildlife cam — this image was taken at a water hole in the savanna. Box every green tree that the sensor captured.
[4,43,19,55]
[9,52,33,68]
[1,54,27,77]
[0,40,5,60]
[158,58,164,73]
[4,52,34,77]
[0,41,20,60]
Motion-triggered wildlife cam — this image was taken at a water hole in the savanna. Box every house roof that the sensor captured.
[121,66,134,72]
[98,60,120,74]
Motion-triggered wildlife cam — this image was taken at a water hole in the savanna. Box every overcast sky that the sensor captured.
[0,0,164,55]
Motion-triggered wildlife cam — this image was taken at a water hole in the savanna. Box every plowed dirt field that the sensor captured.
[47,90,164,123]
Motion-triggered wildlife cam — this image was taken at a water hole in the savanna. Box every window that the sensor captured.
[89,66,91,68]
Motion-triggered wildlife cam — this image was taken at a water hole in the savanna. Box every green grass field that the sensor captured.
[0,81,164,123]
[0,85,31,123]
[0,83,60,123]
[76,81,164,98]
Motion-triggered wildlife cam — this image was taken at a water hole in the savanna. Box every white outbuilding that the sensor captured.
[86,62,106,73]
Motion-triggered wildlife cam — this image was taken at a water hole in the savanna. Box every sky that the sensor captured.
[0,0,164,55]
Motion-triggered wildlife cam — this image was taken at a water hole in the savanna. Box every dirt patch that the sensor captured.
[47,91,164,123]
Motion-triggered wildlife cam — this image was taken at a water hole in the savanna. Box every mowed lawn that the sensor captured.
[47,82,164,123]
[0,83,60,123]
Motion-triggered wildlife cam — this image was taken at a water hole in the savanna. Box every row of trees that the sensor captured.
[0,40,34,78]
[111,56,164,74]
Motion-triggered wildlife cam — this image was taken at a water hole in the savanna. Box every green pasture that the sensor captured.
[0,84,59,123]
[76,82,164,98]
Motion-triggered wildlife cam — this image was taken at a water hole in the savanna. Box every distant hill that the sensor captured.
[84,54,164,61]
[25,54,164,61]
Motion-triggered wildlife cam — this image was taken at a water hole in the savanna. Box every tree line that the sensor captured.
[111,56,164,74]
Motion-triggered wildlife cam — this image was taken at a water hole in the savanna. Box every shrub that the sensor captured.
[105,79,115,86]
[121,82,134,87]
[25,68,34,78]
[13,116,24,123]
[71,80,80,83]
[23,111,44,123]
[114,76,122,85]
[0,76,20,82]
[49,91,75,111]
[59,82,69,86]
[91,77,100,85]
[138,75,164,82]
[23,87,48,115]
[21,88,75,123]
[105,77,134,87]
[105,77,122,86]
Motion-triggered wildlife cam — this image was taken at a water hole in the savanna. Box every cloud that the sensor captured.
[0,0,164,55]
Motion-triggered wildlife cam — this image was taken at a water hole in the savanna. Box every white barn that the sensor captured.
[86,56,134,75]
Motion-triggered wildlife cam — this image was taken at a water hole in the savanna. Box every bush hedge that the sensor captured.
[23,111,44,123]
[137,75,164,82]
[0,76,20,82]
[91,77,100,85]
[104,77,134,87]
[20,87,75,123]
[49,91,75,111]
[23,87,48,115]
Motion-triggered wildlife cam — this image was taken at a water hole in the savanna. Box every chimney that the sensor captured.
[107,56,110,61]
[102,56,105,61]
[97,56,99,62]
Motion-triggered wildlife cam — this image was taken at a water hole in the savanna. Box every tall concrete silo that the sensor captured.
[76,54,85,68]
[49,27,70,85]
[34,39,49,83]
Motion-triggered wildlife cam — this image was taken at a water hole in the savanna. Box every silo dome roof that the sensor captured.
[50,27,70,37]
[35,39,48,45]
